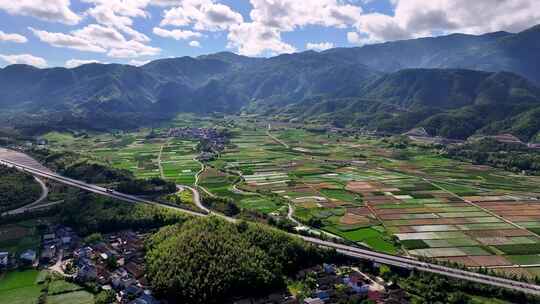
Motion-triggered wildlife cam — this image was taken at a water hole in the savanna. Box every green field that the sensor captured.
[0,270,42,304]
[40,116,540,268]
[47,290,94,304]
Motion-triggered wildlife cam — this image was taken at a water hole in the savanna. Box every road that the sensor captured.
[0,158,206,218]
[2,154,540,295]
[267,124,289,149]
[1,176,49,216]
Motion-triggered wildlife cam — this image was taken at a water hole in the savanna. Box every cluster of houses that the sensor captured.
[167,127,229,160]
[0,225,76,269]
[167,127,226,144]
[234,264,408,304]
[70,230,159,304]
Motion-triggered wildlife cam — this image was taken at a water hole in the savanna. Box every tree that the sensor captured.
[83,233,103,245]
[95,290,115,304]
[145,217,327,304]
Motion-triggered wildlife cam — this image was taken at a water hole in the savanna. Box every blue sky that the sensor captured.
[0,0,538,68]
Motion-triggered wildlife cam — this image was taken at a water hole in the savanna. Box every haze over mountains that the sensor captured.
[2,24,540,141]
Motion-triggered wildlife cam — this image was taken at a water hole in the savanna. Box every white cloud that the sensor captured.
[30,24,160,58]
[189,40,201,47]
[83,0,151,42]
[153,27,202,40]
[149,0,182,6]
[0,53,47,68]
[0,0,80,25]
[65,59,101,68]
[0,31,27,43]
[354,0,540,44]
[30,27,107,53]
[306,42,334,51]
[227,0,363,56]
[227,22,296,56]
[347,31,361,44]
[160,0,243,31]
[129,59,151,66]
[249,0,363,31]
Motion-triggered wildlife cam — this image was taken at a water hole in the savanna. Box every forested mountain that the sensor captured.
[267,69,540,140]
[1,24,540,139]
[323,24,540,84]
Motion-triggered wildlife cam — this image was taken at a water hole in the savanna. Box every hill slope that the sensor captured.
[267,69,540,140]
[1,25,540,137]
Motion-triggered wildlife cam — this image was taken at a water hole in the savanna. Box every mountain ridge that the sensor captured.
[2,24,540,140]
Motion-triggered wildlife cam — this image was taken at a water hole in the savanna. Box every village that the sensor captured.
[167,127,230,161]
[0,222,408,304]
[0,225,159,304]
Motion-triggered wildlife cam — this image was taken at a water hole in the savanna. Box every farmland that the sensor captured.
[0,270,42,304]
[205,118,540,277]
[40,115,540,276]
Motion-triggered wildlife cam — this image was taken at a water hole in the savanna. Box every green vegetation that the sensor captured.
[393,270,540,304]
[145,217,329,304]
[0,165,41,213]
[0,270,42,304]
[0,220,42,255]
[446,138,540,174]
[57,191,190,235]
[31,148,176,195]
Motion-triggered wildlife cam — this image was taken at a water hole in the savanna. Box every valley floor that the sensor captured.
[39,114,540,280]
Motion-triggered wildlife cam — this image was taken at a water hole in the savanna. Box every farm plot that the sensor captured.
[0,270,42,304]
[160,140,200,185]
[93,138,163,179]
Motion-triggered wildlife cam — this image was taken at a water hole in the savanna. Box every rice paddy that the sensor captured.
[43,116,540,275]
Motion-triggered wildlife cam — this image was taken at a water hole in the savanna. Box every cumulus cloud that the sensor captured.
[0,31,27,43]
[150,0,182,6]
[30,24,160,58]
[347,31,361,44]
[227,22,296,56]
[83,0,151,42]
[0,53,47,68]
[189,40,201,47]
[160,0,243,31]
[153,27,202,40]
[306,42,334,51]
[129,59,151,66]
[227,0,362,56]
[65,59,101,68]
[0,0,80,25]
[249,0,363,31]
[353,0,540,44]
[30,27,107,53]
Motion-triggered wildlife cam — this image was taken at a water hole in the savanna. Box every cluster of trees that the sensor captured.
[402,270,540,304]
[57,191,189,235]
[445,138,540,174]
[117,177,176,196]
[31,148,176,195]
[0,165,41,212]
[145,217,330,304]
[201,195,240,216]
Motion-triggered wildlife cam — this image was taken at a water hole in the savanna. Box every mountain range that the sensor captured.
[2,24,540,141]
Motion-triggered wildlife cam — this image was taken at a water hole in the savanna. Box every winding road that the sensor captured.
[2,150,540,295]
[1,175,50,216]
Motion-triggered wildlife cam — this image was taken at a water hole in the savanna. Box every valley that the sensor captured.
[36,115,540,279]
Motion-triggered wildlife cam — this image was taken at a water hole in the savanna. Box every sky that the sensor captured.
[0,0,539,68]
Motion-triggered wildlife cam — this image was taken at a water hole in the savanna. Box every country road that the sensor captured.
[2,151,540,295]
[1,176,49,216]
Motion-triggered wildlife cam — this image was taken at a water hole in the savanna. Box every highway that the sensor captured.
[2,155,540,295]
[0,158,206,218]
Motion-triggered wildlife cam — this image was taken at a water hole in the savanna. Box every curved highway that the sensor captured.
[2,155,540,295]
